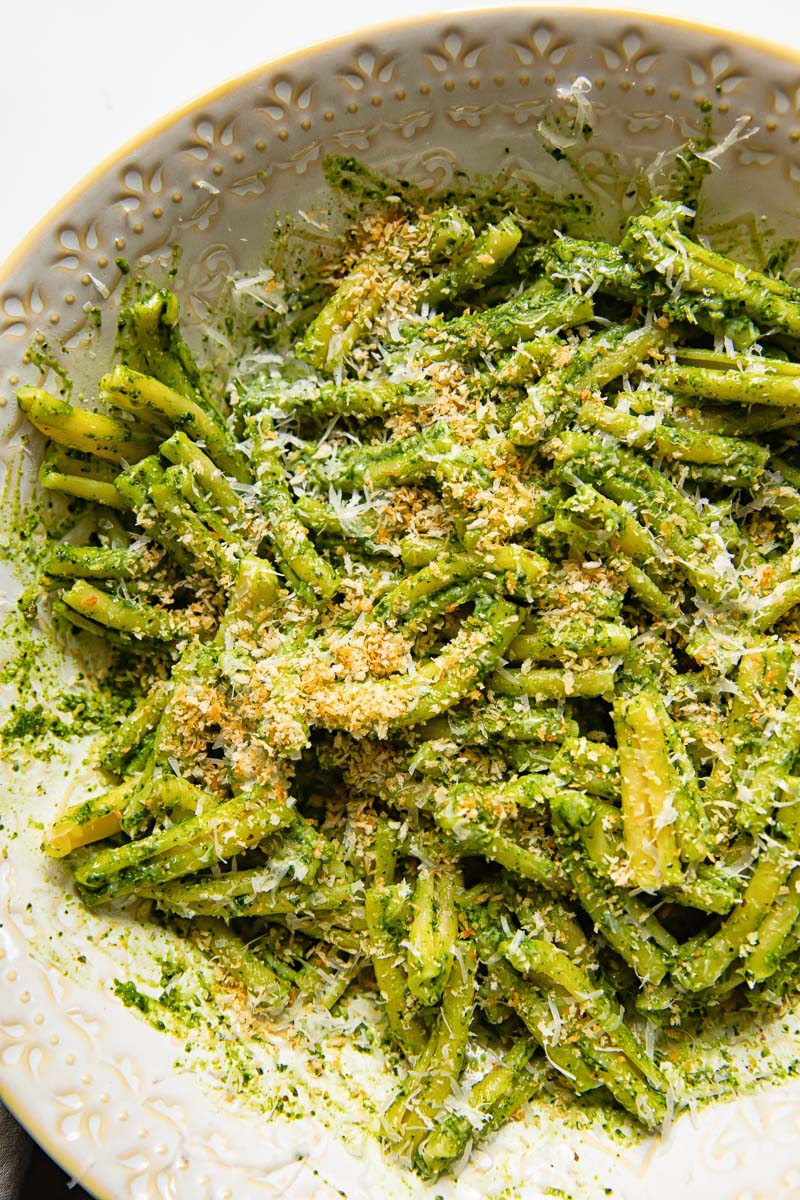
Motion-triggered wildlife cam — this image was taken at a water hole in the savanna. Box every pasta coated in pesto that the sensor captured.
[23,177,800,1177]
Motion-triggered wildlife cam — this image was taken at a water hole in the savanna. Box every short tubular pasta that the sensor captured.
[24,169,800,1178]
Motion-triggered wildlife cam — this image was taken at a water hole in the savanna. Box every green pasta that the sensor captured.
[22,171,800,1179]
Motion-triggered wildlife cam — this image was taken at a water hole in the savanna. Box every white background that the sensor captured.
[2,0,800,267]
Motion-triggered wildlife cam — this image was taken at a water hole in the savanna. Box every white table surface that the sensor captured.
[1,0,800,268]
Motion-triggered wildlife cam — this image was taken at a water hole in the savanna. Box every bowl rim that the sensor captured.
[4,7,800,1195]
[3,3,800,289]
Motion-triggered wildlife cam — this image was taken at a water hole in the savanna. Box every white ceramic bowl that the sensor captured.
[4,11,800,1199]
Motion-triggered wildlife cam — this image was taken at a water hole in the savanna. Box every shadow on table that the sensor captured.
[22,1146,93,1200]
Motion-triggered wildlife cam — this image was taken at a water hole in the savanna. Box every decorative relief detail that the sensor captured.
[337,47,398,90]
[181,245,240,321]
[686,47,747,92]
[510,22,571,67]
[259,76,316,118]
[4,11,800,1198]
[423,29,484,73]
[597,28,660,74]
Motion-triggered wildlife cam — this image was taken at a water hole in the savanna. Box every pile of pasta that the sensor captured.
[21,179,800,1174]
